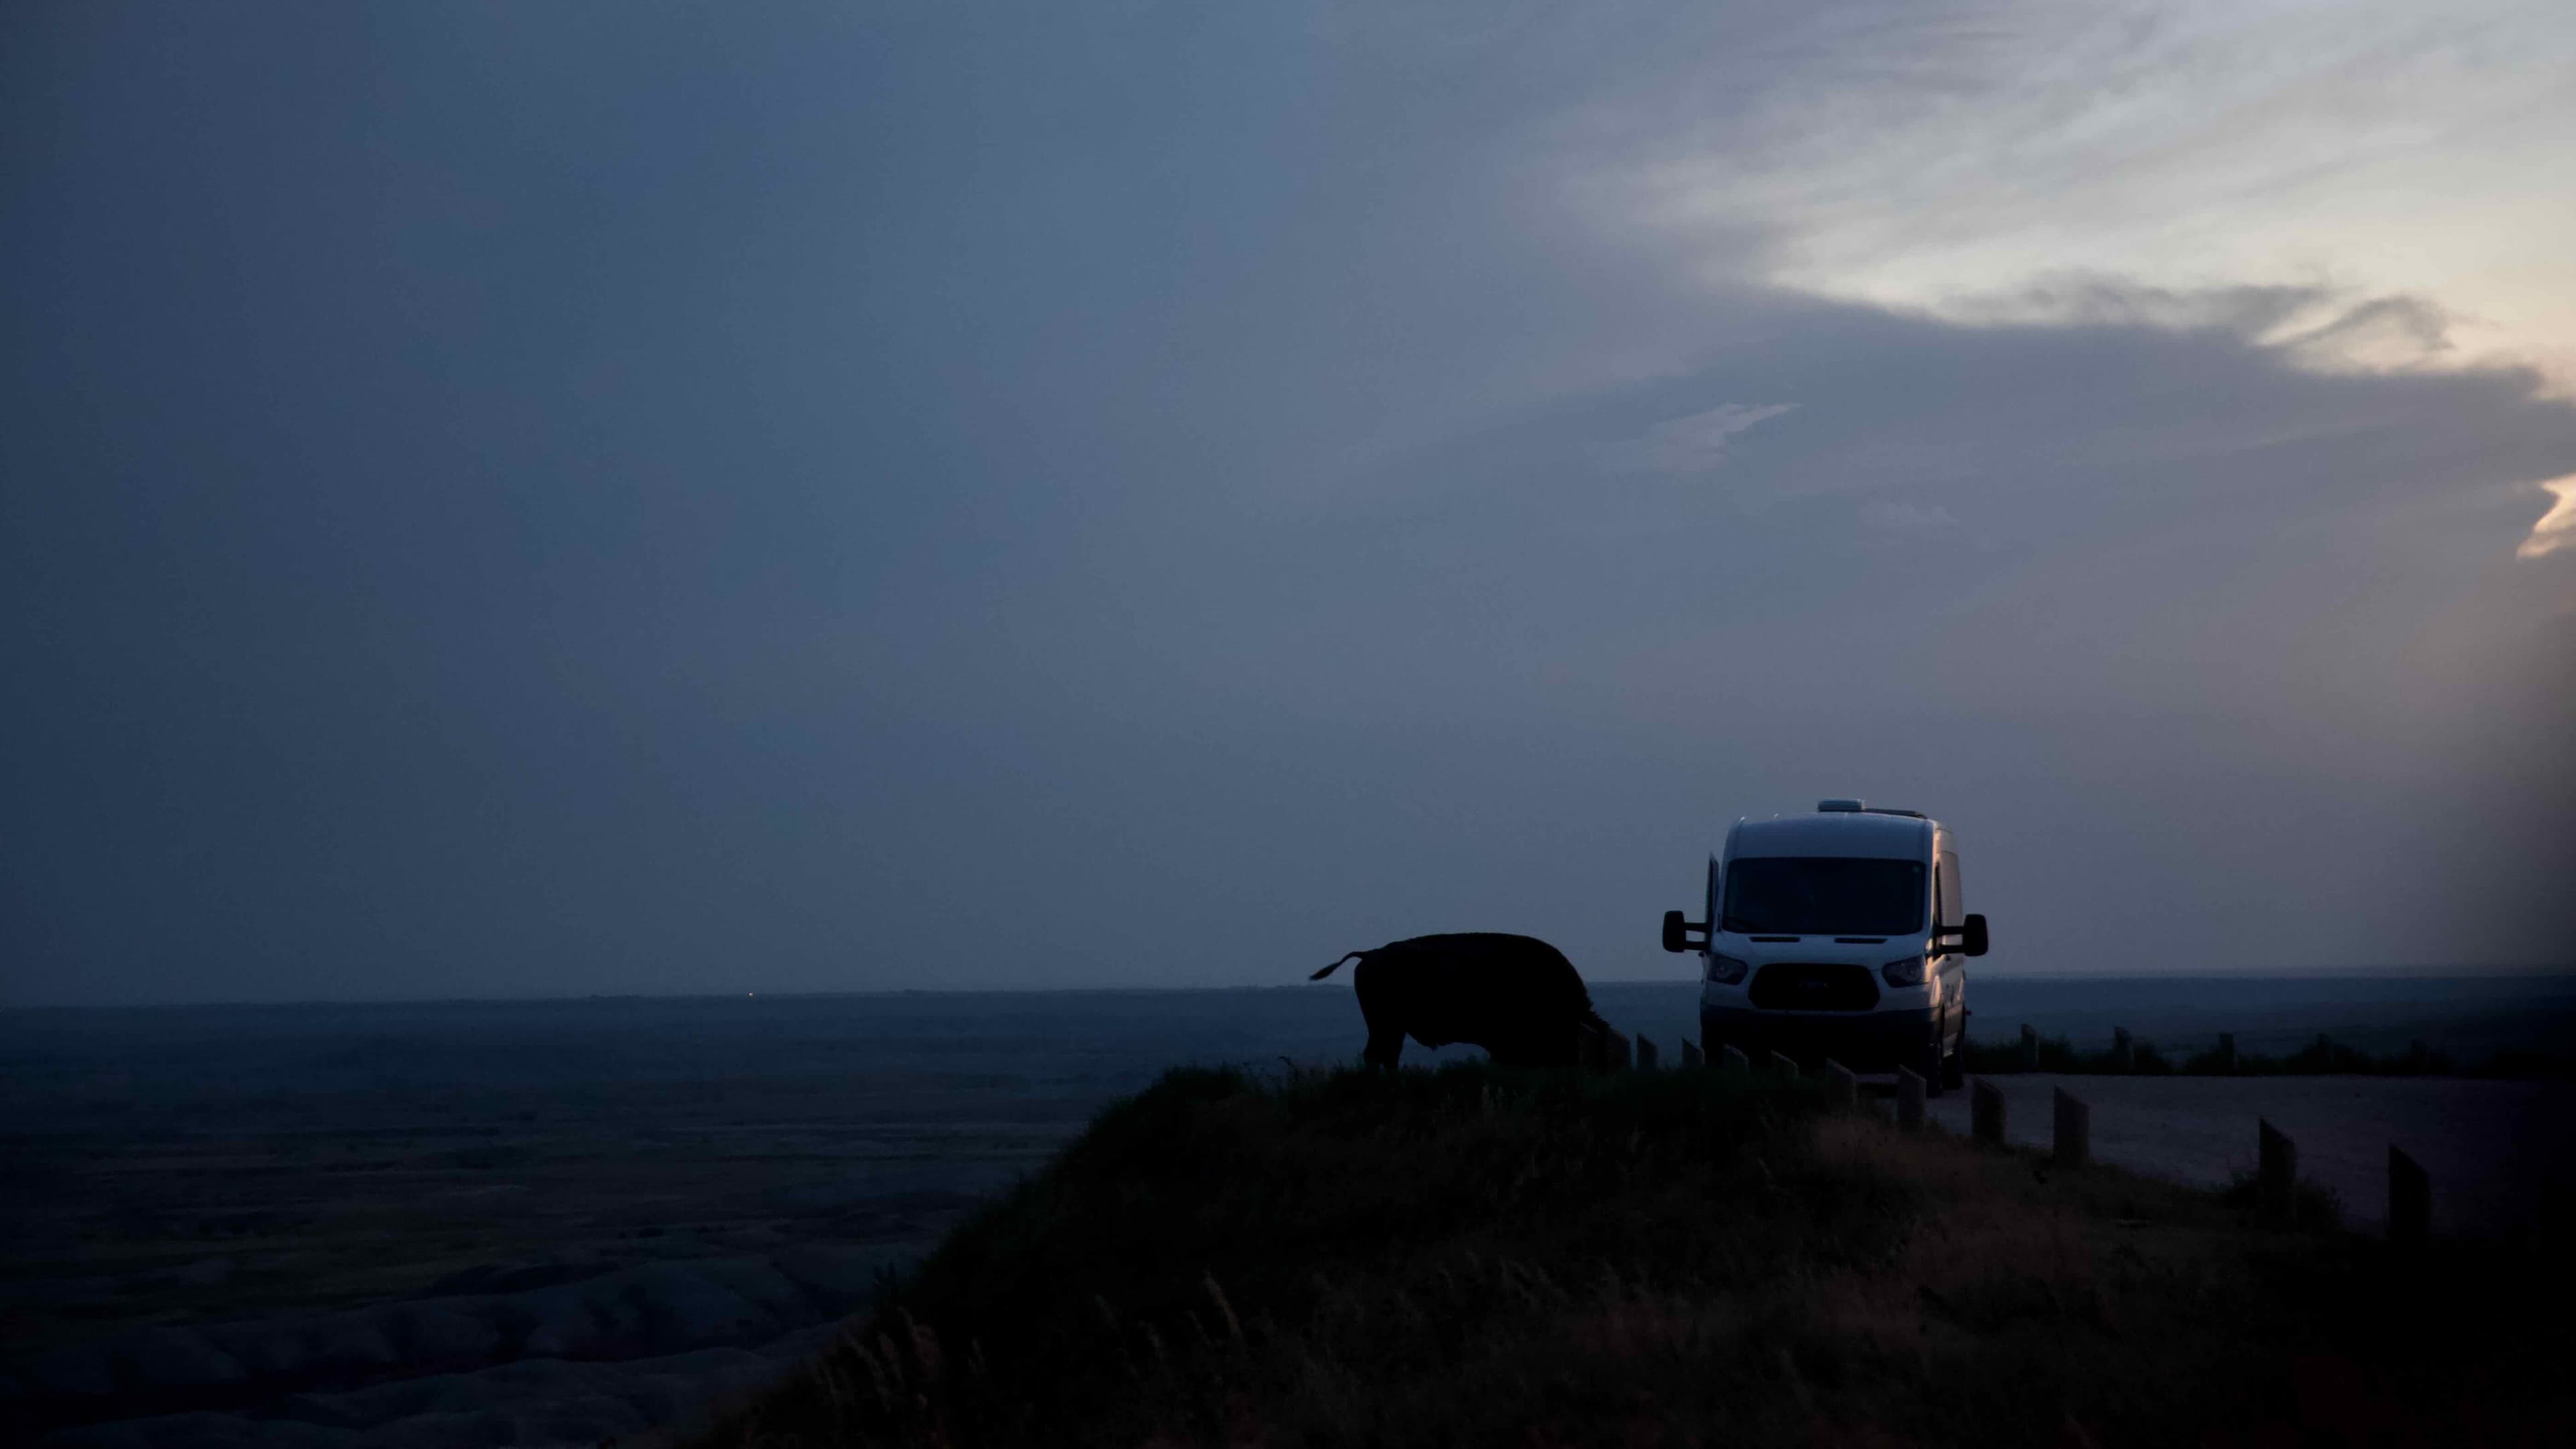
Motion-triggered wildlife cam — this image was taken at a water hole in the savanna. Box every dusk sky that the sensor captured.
[5,1,2573,1006]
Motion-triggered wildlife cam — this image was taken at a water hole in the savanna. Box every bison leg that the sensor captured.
[1363,1025,1405,1070]
[1358,989,1405,1070]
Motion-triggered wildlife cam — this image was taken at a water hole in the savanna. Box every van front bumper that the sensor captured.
[1700,1006,1936,1072]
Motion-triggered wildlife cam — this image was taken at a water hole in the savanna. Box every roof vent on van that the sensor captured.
[1817,798,1864,812]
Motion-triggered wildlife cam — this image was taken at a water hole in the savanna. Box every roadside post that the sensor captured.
[1680,1039,1705,1068]
[1766,1051,1799,1079]
[1822,1059,1857,1108]
[1972,1079,2004,1144]
[1896,1067,1927,1131]
[2053,1087,2089,1167]
[1635,1036,1659,1069]
[2259,1119,2296,1224]
[1606,1029,1633,1070]
[1719,1044,1750,1077]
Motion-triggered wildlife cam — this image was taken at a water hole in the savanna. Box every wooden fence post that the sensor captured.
[1576,1021,1604,1071]
[1972,1078,2004,1144]
[1767,1051,1799,1079]
[2259,1119,2296,1224]
[1680,1038,1705,1068]
[1719,1044,1750,1077]
[1606,1030,1632,1070]
[2390,1146,2430,1248]
[2052,1087,2089,1167]
[2019,1024,2039,1071]
[1635,1036,1659,1069]
[1822,1059,1857,1108]
[1896,1067,1927,1131]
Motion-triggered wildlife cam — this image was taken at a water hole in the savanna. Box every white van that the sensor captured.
[1662,800,1988,1095]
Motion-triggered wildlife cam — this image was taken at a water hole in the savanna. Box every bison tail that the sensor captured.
[1309,951,1365,981]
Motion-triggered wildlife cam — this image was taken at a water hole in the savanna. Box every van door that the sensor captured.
[1704,854,1719,960]
[1933,846,1966,1042]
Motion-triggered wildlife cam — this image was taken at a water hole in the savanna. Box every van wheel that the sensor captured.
[1919,1034,1947,1099]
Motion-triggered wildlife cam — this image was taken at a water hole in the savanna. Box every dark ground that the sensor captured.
[707,1064,2576,1448]
[7,979,2572,1446]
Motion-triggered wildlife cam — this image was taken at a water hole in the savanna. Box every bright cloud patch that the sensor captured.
[2519,476,2576,559]
[1603,402,1796,474]
[1623,0,2576,391]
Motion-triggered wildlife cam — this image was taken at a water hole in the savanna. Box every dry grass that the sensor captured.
[694,1065,2576,1449]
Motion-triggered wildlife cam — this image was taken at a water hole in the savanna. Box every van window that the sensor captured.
[1721,857,1926,936]
[1937,850,1963,928]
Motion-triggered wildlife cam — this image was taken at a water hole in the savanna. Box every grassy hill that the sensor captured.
[696,1064,2573,1447]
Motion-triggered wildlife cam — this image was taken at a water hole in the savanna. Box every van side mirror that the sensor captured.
[1661,910,1708,953]
[1962,913,1989,957]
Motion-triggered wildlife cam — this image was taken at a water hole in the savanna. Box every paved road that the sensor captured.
[1919,1074,2576,1236]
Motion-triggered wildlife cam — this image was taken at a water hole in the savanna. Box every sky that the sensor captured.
[4,1,2573,1006]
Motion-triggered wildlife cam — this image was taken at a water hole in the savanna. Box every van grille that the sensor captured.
[1748,962,1881,1012]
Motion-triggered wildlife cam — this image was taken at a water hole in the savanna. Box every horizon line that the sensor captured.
[7,963,2575,1013]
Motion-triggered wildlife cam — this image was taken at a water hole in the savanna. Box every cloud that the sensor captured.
[1919,277,2469,377]
[1600,402,1796,474]
[1610,0,2576,391]
[2520,476,2576,559]
[8,1,2575,1004]
[1181,294,2576,972]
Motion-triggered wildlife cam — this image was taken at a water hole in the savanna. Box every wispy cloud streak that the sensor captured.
[2520,476,2576,559]
[1599,402,1796,475]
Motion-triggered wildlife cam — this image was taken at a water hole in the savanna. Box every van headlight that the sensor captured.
[1882,957,1925,987]
[1707,953,1749,985]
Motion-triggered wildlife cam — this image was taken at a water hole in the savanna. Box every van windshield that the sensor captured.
[1721,857,1925,936]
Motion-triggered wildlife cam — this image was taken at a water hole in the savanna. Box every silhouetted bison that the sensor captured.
[1309,932,1607,1069]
